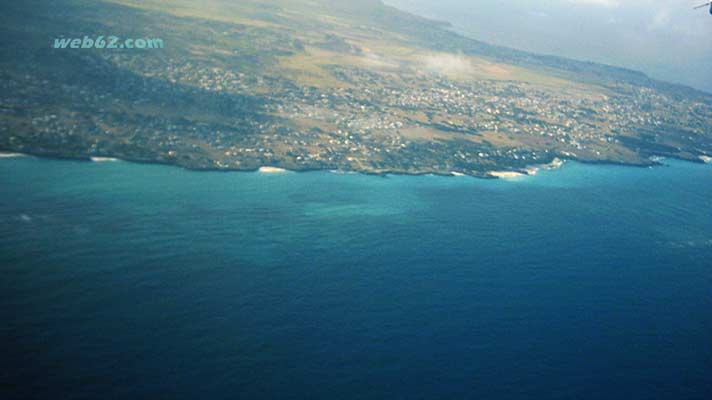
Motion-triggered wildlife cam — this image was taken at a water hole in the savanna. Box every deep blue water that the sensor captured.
[1,156,711,399]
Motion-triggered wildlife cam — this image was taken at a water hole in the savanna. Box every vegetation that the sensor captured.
[1,0,711,176]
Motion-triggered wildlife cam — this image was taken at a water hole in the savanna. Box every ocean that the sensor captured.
[1,156,711,399]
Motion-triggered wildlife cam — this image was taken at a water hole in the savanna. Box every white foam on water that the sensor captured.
[91,157,120,162]
[0,152,27,158]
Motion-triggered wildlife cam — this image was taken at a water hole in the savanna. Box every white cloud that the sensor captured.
[422,53,472,76]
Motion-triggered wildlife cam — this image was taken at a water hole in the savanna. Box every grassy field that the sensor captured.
[104,0,592,90]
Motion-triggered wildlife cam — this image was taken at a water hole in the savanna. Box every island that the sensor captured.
[1,0,711,178]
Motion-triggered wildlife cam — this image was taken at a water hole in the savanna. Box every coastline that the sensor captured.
[1,149,708,180]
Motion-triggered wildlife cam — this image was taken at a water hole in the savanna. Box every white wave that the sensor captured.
[91,157,120,162]
[0,152,27,158]
[488,171,526,179]
[258,166,289,173]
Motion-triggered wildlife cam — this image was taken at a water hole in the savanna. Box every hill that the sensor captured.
[1,0,711,176]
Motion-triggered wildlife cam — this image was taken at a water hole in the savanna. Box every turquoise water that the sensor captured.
[1,156,711,399]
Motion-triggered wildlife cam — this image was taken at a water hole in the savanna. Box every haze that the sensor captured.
[386,0,712,93]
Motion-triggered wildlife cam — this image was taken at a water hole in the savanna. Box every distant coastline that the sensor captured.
[3,149,710,181]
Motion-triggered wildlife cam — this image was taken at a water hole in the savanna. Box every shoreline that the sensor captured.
[1,149,708,180]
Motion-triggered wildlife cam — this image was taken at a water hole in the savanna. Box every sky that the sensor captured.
[385,0,712,93]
